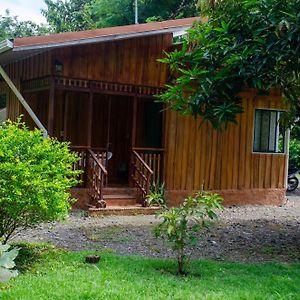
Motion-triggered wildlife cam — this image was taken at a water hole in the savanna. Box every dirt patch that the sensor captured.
[12,194,300,263]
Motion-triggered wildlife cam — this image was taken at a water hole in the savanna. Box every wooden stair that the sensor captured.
[88,187,160,216]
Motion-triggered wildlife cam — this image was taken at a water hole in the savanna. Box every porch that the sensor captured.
[21,75,165,209]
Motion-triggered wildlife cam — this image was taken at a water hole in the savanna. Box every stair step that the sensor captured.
[89,205,160,216]
[104,197,137,206]
[103,194,135,199]
[103,194,137,206]
[103,187,135,195]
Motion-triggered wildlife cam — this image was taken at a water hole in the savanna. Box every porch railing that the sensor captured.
[130,148,164,206]
[70,146,108,208]
[87,149,107,208]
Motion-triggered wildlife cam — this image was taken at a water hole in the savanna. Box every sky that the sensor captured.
[0,0,47,24]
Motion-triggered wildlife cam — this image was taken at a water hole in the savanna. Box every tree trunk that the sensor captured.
[177,248,185,275]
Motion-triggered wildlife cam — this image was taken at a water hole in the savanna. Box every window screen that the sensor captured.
[253,109,285,153]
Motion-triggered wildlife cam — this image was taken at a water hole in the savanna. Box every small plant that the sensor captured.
[0,119,80,242]
[146,180,166,207]
[0,243,19,282]
[154,191,223,275]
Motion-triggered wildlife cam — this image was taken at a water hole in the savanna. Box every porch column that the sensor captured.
[87,91,93,147]
[47,77,55,136]
[131,95,138,148]
[129,95,138,187]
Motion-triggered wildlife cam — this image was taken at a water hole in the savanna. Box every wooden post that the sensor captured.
[63,93,68,141]
[129,95,138,187]
[87,91,93,148]
[132,95,138,148]
[47,77,55,136]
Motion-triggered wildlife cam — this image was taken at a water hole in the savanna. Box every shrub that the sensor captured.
[0,243,19,282]
[154,191,223,275]
[146,180,166,207]
[0,119,80,242]
[289,138,300,169]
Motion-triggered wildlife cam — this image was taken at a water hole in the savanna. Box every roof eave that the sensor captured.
[12,25,191,52]
[0,40,13,54]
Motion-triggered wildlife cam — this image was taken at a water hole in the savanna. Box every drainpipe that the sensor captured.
[0,65,48,138]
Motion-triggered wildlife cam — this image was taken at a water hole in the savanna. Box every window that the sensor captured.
[253,109,285,153]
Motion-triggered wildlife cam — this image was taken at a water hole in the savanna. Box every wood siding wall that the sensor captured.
[164,90,287,191]
[0,81,21,121]
[5,51,52,81]
[52,34,172,87]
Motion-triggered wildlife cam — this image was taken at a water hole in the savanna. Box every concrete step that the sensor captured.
[103,194,137,206]
[88,205,160,216]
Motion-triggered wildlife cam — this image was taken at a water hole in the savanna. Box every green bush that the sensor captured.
[0,120,80,242]
[289,138,300,169]
[0,243,19,282]
[154,191,223,275]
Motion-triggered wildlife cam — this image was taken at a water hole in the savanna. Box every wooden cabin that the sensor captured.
[0,18,288,211]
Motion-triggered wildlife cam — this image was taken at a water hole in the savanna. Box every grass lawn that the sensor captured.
[0,244,299,300]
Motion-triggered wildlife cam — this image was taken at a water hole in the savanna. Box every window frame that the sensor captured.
[252,108,288,155]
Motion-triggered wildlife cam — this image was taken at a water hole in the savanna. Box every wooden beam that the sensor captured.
[0,65,48,138]
[47,78,55,136]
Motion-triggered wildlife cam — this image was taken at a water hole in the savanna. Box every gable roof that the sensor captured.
[0,17,199,65]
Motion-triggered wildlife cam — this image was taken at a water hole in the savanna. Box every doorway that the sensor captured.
[92,94,133,185]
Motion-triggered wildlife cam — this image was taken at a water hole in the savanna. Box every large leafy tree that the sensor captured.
[42,0,199,32]
[86,0,199,28]
[159,0,300,129]
[41,0,93,33]
[0,10,49,40]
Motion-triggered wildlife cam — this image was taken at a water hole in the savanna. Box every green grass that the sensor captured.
[1,244,300,300]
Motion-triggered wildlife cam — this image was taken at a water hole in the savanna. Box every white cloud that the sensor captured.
[0,0,47,24]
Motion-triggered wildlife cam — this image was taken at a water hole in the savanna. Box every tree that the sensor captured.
[86,0,199,28]
[41,0,94,33]
[154,191,223,275]
[0,120,80,243]
[41,0,199,33]
[0,10,49,40]
[159,0,300,129]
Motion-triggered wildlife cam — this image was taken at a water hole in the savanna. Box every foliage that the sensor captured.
[154,191,223,274]
[146,180,166,207]
[41,0,93,33]
[289,139,300,169]
[1,246,300,299]
[159,0,300,129]
[0,119,80,243]
[0,243,18,282]
[86,0,199,29]
[41,0,198,33]
[0,10,49,40]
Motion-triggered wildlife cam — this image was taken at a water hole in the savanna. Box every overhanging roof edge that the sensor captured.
[0,40,13,54]
[11,25,191,52]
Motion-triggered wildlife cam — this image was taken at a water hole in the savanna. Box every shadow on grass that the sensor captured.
[12,242,61,273]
